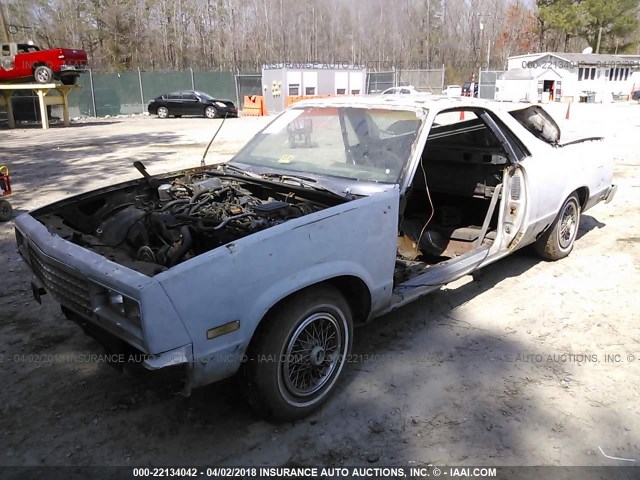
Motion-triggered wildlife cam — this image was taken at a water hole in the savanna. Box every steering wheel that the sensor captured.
[374,150,404,175]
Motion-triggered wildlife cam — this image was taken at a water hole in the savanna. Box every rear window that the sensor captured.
[509,106,560,144]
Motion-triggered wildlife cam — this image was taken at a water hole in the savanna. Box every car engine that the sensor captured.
[36,171,329,275]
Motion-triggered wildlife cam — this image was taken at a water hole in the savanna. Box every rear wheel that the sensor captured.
[157,106,169,118]
[60,75,78,86]
[204,106,218,119]
[34,65,53,84]
[242,285,353,421]
[534,193,581,260]
[0,200,13,222]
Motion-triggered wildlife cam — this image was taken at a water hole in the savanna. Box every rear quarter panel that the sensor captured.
[521,139,610,231]
[495,110,612,245]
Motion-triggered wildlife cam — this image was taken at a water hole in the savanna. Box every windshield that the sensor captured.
[197,92,215,101]
[230,106,423,183]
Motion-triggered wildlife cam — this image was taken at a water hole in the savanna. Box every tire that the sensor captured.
[34,65,53,84]
[204,106,218,119]
[0,200,13,222]
[534,193,581,261]
[157,106,169,119]
[242,284,353,421]
[60,75,78,86]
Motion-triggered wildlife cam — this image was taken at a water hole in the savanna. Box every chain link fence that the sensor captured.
[366,68,445,94]
[366,71,396,93]
[478,70,505,100]
[34,67,449,119]
[398,68,445,94]
[235,74,263,109]
[63,69,238,118]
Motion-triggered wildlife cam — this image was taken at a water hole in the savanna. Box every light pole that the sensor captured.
[477,13,497,99]
[478,13,495,69]
[478,20,484,98]
[487,25,492,69]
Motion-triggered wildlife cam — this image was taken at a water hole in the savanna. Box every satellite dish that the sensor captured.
[582,47,593,54]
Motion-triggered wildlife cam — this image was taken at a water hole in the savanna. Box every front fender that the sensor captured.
[157,188,399,386]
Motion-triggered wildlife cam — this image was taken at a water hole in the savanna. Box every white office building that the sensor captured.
[496,52,640,103]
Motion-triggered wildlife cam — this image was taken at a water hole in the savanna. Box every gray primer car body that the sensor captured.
[15,95,616,414]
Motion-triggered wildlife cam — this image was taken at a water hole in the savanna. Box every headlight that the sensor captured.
[214,101,227,108]
[94,288,141,327]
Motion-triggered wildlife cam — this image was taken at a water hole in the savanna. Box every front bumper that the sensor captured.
[217,105,238,116]
[20,233,147,351]
[14,213,192,356]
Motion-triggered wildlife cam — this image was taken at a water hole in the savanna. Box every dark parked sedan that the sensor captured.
[148,90,238,118]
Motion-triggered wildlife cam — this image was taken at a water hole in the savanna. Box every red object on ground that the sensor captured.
[0,42,88,85]
[0,166,11,196]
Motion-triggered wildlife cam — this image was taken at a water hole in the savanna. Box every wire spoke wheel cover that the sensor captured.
[534,193,581,261]
[558,201,578,249]
[242,285,353,420]
[282,312,343,398]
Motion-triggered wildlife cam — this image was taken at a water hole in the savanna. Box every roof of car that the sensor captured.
[167,90,205,95]
[290,94,521,113]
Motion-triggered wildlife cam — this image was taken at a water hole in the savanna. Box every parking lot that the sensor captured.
[1,103,639,467]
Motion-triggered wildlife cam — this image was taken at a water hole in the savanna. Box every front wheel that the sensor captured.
[534,193,581,260]
[204,106,218,119]
[156,106,169,118]
[241,285,353,421]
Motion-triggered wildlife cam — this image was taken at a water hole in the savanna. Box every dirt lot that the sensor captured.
[1,103,639,468]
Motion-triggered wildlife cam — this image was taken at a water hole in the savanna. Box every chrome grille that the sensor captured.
[28,244,93,316]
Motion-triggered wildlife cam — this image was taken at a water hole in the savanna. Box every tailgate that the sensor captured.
[59,48,88,64]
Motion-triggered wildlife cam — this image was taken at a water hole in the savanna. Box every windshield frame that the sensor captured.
[228,104,428,194]
[196,91,216,101]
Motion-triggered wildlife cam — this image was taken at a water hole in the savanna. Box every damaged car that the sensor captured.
[14,96,616,421]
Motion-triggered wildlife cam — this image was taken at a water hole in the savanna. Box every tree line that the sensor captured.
[3,0,639,81]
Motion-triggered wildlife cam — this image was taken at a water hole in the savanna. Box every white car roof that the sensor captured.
[290,94,524,114]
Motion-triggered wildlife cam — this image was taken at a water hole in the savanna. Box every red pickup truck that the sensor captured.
[1,42,88,85]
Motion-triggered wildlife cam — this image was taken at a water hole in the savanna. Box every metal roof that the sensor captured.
[499,68,562,80]
[514,52,640,66]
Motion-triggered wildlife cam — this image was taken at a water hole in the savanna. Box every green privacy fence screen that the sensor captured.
[66,70,238,117]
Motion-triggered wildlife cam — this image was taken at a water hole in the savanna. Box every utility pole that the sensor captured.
[0,0,10,42]
[477,13,495,70]
[487,30,492,70]
[596,26,603,54]
[478,19,483,97]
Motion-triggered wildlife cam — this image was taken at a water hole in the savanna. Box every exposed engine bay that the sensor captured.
[34,168,338,276]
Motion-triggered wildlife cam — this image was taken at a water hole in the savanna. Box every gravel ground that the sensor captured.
[0,103,639,468]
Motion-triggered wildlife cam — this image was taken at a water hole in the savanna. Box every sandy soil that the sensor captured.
[0,104,639,468]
